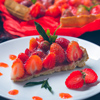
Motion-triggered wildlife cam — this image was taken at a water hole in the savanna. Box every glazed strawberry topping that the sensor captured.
[18,53,29,63]
[55,37,70,49]
[50,43,65,64]
[66,41,83,62]
[11,58,25,80]
[43,52,56,69]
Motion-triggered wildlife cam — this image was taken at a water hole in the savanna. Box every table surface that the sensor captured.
[0,29,100,100]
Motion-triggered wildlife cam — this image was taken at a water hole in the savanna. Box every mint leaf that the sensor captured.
[34,21,50,42]
[31,0,36,4]
[83,5,97,11]
[46,29,50,36]
[49,35,57,44]
[24,81,44,87]
[24,78,54,94]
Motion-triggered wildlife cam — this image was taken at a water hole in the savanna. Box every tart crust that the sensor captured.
[12,46,89,82]
[60,14,100,28]
[4,0,31,21]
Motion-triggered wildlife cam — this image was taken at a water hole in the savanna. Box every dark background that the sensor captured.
[0,16,100,100]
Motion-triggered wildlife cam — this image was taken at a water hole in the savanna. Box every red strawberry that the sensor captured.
[50,43,65,64]
[90,5,100,15]
[66,41,83,62]
[11,58,25,80]
[82,68,98,84]
[29,37,38,51]
[25,55,43,75]
[82,0,93,7]
[38,35,44,42]
[18,53,29,64]
[25,48,31,56]
[68,0,82,7]
[30,2,46,18]
[65,70,84,89]
[43,52,56,69]
[32,50,46,59]
[45,5,61,17]
[38,40,50,52]
[14,0,23,3]
[55,37,70,49]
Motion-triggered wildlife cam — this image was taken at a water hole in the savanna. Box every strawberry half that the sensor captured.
[25,55,43,75]
[65,70,84,89]
[43,52,56,69]
[29,37,38,51]
[50,43,65,64]
[66,41,83,62]
[11,58,25,80]
[82,68,98,84]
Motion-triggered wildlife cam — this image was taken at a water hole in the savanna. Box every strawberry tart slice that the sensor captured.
[11,22,89,82]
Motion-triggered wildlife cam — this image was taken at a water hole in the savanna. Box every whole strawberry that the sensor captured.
[65,70,84,89]
[55,37,70,49]
[38,40,50,52]
[50,43,65,64]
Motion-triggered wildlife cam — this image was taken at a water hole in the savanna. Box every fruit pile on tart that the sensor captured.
[11,22,89,81]
[4,0,100,27]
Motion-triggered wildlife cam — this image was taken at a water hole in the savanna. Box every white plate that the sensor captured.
[0,36,100,100]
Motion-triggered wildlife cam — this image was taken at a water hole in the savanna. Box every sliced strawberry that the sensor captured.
[43,52,56,69]
[11,58,25,80]
[18,53,29,64]
[50,43,65,64]
[90,5,100,15]
[66,41,83,62]
[65,70,84,89]
[25,55,43,75]
[29,37,38,51]
[82,68,98,84]
[45,5,61,17]
[30,2,46,18]
[55,37,70,49]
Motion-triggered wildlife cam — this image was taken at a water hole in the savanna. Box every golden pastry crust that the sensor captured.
[4,0,31,21]
[60,14,100,28]
[12,46,89,82]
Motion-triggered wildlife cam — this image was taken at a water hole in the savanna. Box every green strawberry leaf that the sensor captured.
[31,0,37,4]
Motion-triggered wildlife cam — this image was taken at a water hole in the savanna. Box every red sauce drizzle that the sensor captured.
[9,55,17,60]
[59,93,72,99]
[32,96,43,100]
[0,62,9,68]
[0,72,3,76]
[8,89,19,95]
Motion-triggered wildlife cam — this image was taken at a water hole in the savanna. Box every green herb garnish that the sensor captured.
[83,5,97,11]
[24,78,54,94]
[34,21,60,44]
[31,0,37,4]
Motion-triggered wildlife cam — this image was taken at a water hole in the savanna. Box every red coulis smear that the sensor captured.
[8,89,19,95]
[32,96,43,100]
[59,93,72,99]
[9,55,17,60]
[0,62,9,68]
[0,72,3,76]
